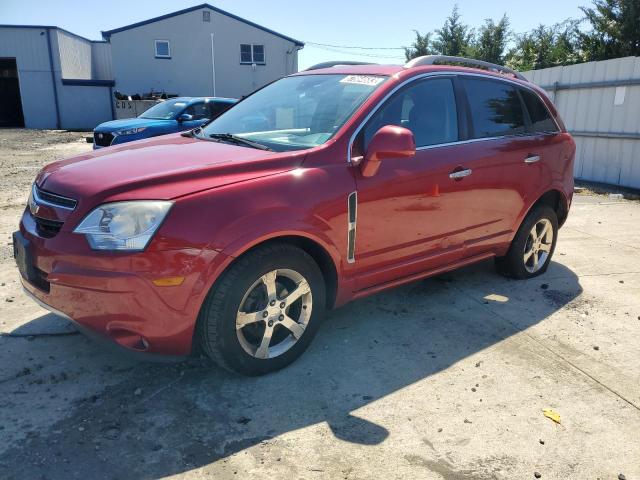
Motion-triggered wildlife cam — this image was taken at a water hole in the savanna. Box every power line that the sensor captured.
[305,41,406,50]
[306,43,406,60]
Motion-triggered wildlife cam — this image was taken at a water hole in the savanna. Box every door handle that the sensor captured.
[449,168,472,180]
[524,154,541,164]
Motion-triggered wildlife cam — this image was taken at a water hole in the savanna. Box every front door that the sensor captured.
[180,102,211,130]
[351,76,473,290]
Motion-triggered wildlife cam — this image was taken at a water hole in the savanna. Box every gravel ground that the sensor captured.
[0,129,639,480]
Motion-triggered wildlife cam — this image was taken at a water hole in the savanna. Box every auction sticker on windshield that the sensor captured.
[340,75,385,86]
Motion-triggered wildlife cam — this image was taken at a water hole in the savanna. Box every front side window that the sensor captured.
[155,40,171,58]
[184,102,210,120]
[463,78,526,138]
[240,44,265,64]
[201,74,388,152]
[139,98,188,120]
[360,77,458,149]
[208,101,232,118]
[520,89,559,133]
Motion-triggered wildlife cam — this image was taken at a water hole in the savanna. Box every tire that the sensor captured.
[495,204,558,279]
[196,242,326,376]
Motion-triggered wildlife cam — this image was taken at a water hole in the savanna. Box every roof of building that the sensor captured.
[101,3,304,46]
[0,24,106,43]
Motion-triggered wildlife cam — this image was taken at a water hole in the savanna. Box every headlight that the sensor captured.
[73,201,173,251]
[115,127,147,136]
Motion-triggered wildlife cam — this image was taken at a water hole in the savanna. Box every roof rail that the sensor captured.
[405,55,527,81]
[304,61,376,71]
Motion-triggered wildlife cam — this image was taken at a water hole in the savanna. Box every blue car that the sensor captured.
[93,97,237,149]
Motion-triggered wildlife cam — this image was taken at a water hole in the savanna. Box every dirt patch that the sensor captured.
[0,129,91,208]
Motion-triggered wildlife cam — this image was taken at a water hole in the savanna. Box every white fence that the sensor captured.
[114,99,162,119]
[524,56,640,189]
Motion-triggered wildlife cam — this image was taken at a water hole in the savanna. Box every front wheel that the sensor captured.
[196,243,326,375]
[495,204,558,279]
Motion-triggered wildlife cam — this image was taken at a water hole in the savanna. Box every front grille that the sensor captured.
[35,217,63,238]
[94,131,114,147]
[35,186,77,210]
[30,185,76,238]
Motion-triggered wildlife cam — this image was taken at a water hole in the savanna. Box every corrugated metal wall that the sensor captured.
[1,26,115,129]
[524,57,640,189]
[56,30,92,79]
[0,27,59,128]
[91,42,113,80]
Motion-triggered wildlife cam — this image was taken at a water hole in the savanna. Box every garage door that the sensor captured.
[0,58,25,127]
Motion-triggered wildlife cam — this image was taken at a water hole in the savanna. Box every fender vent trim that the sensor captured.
[347,191,357,263]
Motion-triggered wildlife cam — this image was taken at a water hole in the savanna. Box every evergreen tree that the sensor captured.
[404,31,435,61]
[580,0,640,60]
[506,21,581,71]
[432,5,474,57]
[471,14,511,65]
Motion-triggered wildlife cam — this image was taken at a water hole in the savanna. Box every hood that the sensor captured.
[36,134,306,208]
[94,118,173,132]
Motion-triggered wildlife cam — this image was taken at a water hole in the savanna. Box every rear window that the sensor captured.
[520,89,558,133]
[463,78,526,139]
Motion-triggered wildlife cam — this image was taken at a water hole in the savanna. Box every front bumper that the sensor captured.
[21,286,187,362]
[16,208,228,357]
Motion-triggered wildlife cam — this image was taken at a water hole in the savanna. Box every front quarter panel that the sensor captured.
[156,163,356,303]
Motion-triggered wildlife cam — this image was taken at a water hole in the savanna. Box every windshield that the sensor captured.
[139,99,189,120]
[201,74,387,151]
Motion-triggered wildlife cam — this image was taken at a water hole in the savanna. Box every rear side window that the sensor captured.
[463,78,526,138]
[520,89,558,133]
[362,77,458,148]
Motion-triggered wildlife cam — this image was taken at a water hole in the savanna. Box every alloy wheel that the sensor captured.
[523,218,553,273]
[235,269,312,359]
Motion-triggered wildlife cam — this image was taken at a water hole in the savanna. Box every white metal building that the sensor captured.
[103,4,303,99]
[525,56,640,190]
[0,4,303,130]
[0,26,114,129]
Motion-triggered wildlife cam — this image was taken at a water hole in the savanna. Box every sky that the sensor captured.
[1,0,586,69]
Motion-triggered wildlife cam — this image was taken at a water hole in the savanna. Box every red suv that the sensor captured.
[15,56,575,375]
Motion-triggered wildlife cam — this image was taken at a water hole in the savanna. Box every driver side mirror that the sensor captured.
[360,125,416,177]
[177,113,193,123]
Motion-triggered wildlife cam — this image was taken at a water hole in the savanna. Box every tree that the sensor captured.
[506,21,581,71]
[432,5,474,57]
[471,14,510,65]
[404,31,435,61]
[580,0,640,60]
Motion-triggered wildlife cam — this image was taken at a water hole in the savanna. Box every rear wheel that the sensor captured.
[495,205,558,279]
[197,243,325,375]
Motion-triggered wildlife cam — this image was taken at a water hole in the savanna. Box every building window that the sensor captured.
[203,10,210,22]
[240,44,265,65]
[155,40,171,59]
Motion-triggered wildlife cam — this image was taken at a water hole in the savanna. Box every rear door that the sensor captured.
[453,76,545,258]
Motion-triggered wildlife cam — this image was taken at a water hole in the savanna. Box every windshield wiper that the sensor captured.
[208,133,272,151]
